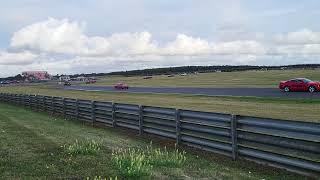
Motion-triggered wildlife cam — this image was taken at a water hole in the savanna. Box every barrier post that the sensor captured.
[175,109,181,145]
[91,100,96,125]
[112,102,116,127]
[75,99,79,120]
[139,105,144,135]
[231,114,238,161]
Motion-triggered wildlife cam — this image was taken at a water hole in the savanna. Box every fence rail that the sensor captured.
[0,92,319,177]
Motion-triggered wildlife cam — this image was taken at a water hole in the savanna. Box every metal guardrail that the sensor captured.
[0,92,319,177]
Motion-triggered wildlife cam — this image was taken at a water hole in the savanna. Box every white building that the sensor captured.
[59,76,70,82]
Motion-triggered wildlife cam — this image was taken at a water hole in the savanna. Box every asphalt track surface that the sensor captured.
[64,85,320,99]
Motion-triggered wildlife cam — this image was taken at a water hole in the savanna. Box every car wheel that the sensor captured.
[309,86,316,93]
[284,86,290,92]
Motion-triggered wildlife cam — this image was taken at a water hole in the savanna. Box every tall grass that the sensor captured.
[147,143,186,167]
[112,148,152,177]
[64,139,101,156]
[86,176,118,180]
[111,142,187,178]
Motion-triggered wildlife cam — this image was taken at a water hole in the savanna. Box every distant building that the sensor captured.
[59,76,71,82]
[22,71,51,81]
[76,76,87,81]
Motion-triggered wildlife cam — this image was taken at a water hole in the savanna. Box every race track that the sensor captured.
[64,85,320,99]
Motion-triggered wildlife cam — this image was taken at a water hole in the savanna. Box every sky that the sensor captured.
[0,0,320,77]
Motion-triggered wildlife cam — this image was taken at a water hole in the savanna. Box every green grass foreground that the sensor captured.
[0,103,307,179]
[1,85,320,122]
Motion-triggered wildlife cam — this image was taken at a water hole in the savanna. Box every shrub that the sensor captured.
[111,148,152,178]
[64,139,101,156]
[147,143,186,167]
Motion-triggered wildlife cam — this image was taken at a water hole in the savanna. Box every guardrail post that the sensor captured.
[231,114,238,161]
[139,105,144,135]
[91,100,96,125]
[12,94,15,104]
[51,97,55,115]
[62,98,66,117]
[23,94,25,106]
[17,94,20,105]
[27,94,30,107]
[112,102,116,127]
[75,99,79,120]
[35,95,39,111]
[43,96,46,111]
[175,109,181,145]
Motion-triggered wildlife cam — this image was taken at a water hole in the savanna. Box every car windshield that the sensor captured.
[301,79,312,83]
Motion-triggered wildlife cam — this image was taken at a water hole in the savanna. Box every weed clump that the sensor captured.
[111,142,187,178]
[112,148,152,177]
[147,143,186,167]
[64,139,101,156]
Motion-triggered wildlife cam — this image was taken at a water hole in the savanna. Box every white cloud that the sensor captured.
[86,32,158,57]
[162,34,210,55]
[274,29,320,44]
[0,51,38,65]
[212,40,266,55]
[10,18,158,57]
[10,18,88,54]
[9,18,268,58]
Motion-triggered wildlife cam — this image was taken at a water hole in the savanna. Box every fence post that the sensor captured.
[139,105,144,135]
[27,94,29,107]
[231,114,238,161]
[35,95,38,111]
[75,99,79,120]
[43,96,46,111]
[23,95,27,107]
[51,97,55,114]
[26,94,30,108]
[112,102,116,127]
[62,98,66,117]
[175,109,181,145]
[91,100,96,125]
[14,94,17,105]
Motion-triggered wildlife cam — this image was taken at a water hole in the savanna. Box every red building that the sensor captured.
[22,71,51,81]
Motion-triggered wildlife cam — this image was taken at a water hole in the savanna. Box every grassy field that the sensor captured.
[0,85,319,122]
[0,103,308,179]
[87,69,320,87]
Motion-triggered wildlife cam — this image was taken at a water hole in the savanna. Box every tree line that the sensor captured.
[105,64,320,76]
[1,64,319,81]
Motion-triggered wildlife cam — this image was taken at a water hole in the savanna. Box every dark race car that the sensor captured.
[114,82,129,89]
[279,78,320,93]
[64,81,71,86]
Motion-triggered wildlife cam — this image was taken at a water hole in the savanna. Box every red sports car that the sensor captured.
[279,78,320,93]
[114,82,129,89]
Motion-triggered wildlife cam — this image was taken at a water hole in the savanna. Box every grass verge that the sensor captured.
[0,102,309,179]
